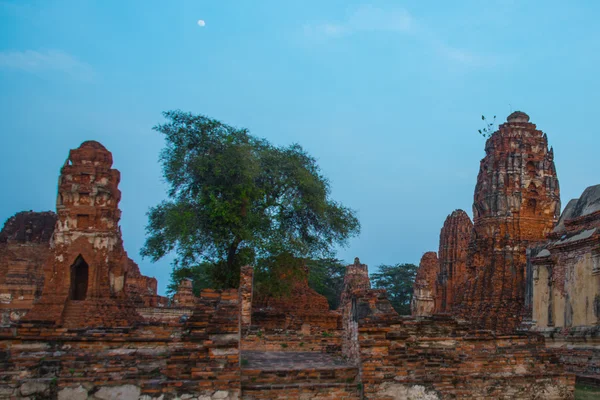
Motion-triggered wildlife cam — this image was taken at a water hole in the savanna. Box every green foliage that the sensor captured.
[252,252,305,300]
[478,114,497,138]
[370,263,418,315]
[306,258,346,309]
[166,262,214,296]
[142,110,360,289]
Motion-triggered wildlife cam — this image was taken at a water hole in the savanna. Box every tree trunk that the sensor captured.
[227,237,241,270]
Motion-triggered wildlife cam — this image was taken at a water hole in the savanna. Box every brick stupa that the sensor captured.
[23,141,142,327]
[454,111,561,332]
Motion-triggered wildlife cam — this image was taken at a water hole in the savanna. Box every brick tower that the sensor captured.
[455,112,561,331]
[23,141,141,327]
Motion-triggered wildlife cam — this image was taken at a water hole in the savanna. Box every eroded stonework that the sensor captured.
[0,137,577,399]
[23,141,145,327]
[454,111,561,332]
[435,209,472,313]
[242,263,342,353]
[0,212,57,324]
[528,185,600,383]
[342,260,574,399]
[412,252,438,316]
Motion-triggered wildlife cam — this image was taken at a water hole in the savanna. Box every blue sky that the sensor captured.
[1,0,598,294]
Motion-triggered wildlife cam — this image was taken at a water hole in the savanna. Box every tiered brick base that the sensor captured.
[0,290,241,400]
[537,327,600,385]
[241,351,360,399]
[343,285,575,399]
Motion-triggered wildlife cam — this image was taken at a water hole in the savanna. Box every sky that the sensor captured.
[0,0,598,295]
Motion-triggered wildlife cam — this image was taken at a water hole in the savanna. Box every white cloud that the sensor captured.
[434,41,503,67]
[304,5,498,67]
[0,50,94,81]
[347,5,413,33]
[197,19,206,27]
[305,5,415,38]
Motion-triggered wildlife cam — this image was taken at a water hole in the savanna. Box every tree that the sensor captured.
[307,258,346,310]
[142,110,360,289]
[478,115,497,138]
[166,262,214,297]
[370,263,418,315]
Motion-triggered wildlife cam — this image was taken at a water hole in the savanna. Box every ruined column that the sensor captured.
[455,111,561,332]
[340,257,371,366]
[172,279,196,307]
[411,252,438,317]
[239,265,254,330]
[435,210,472,313]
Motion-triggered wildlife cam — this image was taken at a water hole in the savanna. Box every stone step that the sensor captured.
[242,366,358,385]
[242,383,361,400]
[240,351,361,399]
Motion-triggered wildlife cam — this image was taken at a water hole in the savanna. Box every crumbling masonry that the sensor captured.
[0,134,578,399]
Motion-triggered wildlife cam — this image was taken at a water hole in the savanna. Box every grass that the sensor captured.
[575,382,600,400]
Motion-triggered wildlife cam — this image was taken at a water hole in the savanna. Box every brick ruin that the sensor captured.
[411,111,600,386]
[415,112,561,332]
[0,142,198,326]
[0,211,56,325]
[455,111,561,332]
[411,252,438,317]
[0,134,580,399]
[527,184,600,383]
[435,209,472,313]
[341,260,573,399]
[241,263,343,354]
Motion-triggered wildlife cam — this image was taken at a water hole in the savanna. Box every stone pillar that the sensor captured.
[340,257,370,307]
[172,279,196,307]
[411,252,438,317]
[239,265,254,330]
[340,257,370,367]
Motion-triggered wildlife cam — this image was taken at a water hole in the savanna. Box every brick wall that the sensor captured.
[0,289,241,400]
[354,288,575,399]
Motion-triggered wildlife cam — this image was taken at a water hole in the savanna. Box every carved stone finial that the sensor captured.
[507,111,530,123]
[354,257,360,265]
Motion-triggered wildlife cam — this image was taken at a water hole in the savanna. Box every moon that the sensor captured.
[197,19,206,27]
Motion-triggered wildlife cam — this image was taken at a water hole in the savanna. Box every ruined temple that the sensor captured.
[530,185,600,328]
[411,251,438,316]
[435,209,473,313]
[0,136,579,398]
[241,262,342,353]
[528,184,600,382]
[23,141,147,327]
[0,211,57,324]
[454,111,561,332]
[339,260,574,399]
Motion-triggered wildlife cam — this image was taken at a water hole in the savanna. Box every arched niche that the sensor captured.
[70,255,89,301]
